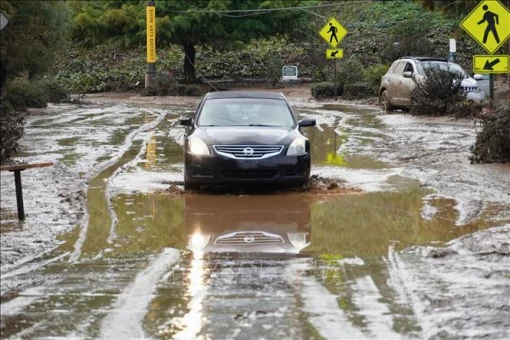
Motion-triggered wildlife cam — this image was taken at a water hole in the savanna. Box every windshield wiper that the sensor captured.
[247,124,277,127]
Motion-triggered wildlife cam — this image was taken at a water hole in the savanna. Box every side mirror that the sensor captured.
[180,118,193,126]
[473,74,484,81]
[298,118,316,127]
[403,71,413,78]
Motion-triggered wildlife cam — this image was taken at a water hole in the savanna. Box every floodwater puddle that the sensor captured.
[3,103,509,339]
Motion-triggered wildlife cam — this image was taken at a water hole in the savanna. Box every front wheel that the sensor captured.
[184,178,201,191]
[379,90,394,112]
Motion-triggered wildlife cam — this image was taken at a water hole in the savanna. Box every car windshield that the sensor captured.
[416,61,468,78]
[197,98,295,127]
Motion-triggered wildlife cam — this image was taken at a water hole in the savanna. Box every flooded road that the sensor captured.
[1,95,509,339]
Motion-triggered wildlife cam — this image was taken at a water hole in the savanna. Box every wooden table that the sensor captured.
[0,162,54,220]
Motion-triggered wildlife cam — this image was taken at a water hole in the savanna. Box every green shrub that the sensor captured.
[410,68,465,116]
[3,81,47,111]
[311,82,341,98]
[363,64,389,94]
[343,83,373,99]
[335,57,365,93]
[37,79,70,103]
[265,55,284,87]
[470,104,510,163]
[0,101,26,164]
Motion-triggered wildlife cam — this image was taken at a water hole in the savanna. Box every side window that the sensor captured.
[393,62,406,75]
[404,62,414,73]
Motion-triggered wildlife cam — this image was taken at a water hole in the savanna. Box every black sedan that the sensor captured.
[180,91,316,190]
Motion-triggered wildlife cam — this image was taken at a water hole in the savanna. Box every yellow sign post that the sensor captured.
[146,4,156,63]
[145,1,156,89]
[326,49,344,59]
[473,55,509,73]
[319,17,348,48]
[460,0,510,54]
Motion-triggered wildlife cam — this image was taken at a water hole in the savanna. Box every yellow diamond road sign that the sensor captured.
[473,55,509,73]
[461,0,510,54]
[319,17,347,48]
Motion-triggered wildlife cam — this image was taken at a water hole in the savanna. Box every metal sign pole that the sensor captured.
[489,74,494,109]
[334,59,337,101]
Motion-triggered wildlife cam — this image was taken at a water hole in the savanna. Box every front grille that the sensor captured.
[213,145,283,159]
[463,86,477,93]
[214,231,284,245]
[222,170,276,179]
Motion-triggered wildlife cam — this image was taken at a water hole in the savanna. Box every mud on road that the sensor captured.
[1,88,509,339]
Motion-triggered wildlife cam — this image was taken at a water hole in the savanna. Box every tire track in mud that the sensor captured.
[99,248,181,339]
[69,109,167,262]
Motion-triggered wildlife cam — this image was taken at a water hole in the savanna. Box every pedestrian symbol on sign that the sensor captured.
[477,5,500,44]
[327,23,338,44]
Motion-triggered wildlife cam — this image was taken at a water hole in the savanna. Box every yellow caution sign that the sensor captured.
[146,5,157,63]
[319,17,348,48]
[473,55,509,73]
[461,0,510,54]
[326,49,344,59]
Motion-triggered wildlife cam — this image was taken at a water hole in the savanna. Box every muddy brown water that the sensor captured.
[1,103,508,339]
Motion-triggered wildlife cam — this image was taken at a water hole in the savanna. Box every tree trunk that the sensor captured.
[183,43,196,83]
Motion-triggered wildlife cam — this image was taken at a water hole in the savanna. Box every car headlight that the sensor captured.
[188,231,211,251]
[287,137,307,155]
[188,136,210,155]
[287,232,310,251]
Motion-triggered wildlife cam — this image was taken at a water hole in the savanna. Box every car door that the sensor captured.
[399,62,417,107]
[388,62,406,106]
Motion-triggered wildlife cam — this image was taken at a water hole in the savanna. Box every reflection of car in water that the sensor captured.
[185,195,311,254]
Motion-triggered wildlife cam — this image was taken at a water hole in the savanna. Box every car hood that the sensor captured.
[197,126,295,145]
[460,77,477,86]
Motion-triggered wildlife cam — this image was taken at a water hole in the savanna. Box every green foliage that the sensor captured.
[4,82,48,110]
[311,82,340,99]
[265,55,284,87]
[3,80,69,111]
[343,83,373,100]
[68,1,312,82]
[363,64,389,94]
[0,102,25,164]
[335,57,364,92]
[0,1,71,87]
[410,68,466,116]
[53,39,314,93]
[420,0,479,18]
[37,79,70,103]
[470,104,510,164]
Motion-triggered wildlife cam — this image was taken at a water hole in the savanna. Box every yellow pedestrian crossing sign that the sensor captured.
[319,17,348,48]
[460,0,510,54]
[326,49,344,59]
[473,55,509,73]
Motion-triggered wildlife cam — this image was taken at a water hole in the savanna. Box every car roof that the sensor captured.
[204,91,287,100]
[398,56,449,62]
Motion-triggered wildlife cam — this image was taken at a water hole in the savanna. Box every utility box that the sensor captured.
[281,65,298,82]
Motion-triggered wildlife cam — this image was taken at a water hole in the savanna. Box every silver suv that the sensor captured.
[379,57,486,111]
